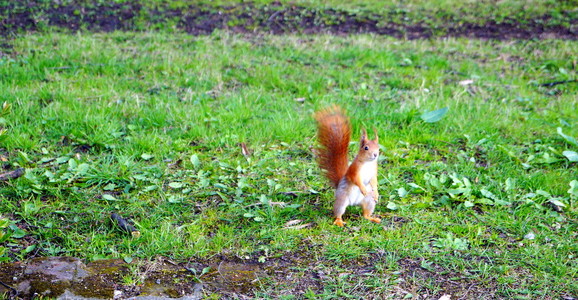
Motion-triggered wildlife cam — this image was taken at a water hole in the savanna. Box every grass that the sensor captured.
[0,29,577,297]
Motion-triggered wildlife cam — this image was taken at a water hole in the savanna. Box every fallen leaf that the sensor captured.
[439,295,451,300]
[284,223,313,230]
[458,79,474,85]
[284,219,303,227]
[240,143,251,157]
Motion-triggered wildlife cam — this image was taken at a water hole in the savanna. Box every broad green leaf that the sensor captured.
[505,178,515,191]
[494,199,511,206]
[562,151,578,162]
[397,187,408,198]
[548,199,566,208]
[557,127,578,147]
[76,163,90,175]
[24,244,36,254]
[18,151,31,163]
[168,182,184,189]
[103,183,116,191]
[141,153,154,160]
[9,225,26,239]
[476,198,494,205]
[102,194,117,201]
[536,190,550,197]
[214,183,227,189]
[68,158,77,169]
[421,107,449,123]
[480,189,497,200]
[56,156,70,164]
[567,180,578,197]
[448,188,469,196]
[190,154,201,168]
[259,194,270,204]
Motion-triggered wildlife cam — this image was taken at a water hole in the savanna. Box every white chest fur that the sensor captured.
[359,161,377,186]
[336,161,377,206]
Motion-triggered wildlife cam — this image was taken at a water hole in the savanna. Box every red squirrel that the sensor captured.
[315,105,381,227]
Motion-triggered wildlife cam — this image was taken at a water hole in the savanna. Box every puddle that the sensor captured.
[0,257,262,299]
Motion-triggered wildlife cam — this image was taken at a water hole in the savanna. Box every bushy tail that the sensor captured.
[314,105,351,188]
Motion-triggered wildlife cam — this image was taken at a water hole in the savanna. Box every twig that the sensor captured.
[536,79,577,87]
[0,168,24,181]
[0,280,17,297]
[267,9,285,22]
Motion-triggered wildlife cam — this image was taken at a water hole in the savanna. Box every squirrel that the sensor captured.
[314,105,381,227]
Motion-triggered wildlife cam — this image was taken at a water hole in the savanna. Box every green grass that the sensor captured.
[1,31,577,297]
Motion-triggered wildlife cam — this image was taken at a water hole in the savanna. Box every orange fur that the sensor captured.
[314,105,350,188]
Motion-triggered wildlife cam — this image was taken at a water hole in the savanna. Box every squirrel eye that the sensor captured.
[364,146,369,150]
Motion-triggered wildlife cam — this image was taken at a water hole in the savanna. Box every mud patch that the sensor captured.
[396,258,499,299]
[0,1,576,40]
[0,252,568,299]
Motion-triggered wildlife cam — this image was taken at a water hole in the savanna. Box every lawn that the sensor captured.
[0,1,577,299]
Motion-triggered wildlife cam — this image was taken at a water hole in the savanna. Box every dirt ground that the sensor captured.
[0,253,513,299]
[1,1,577,39]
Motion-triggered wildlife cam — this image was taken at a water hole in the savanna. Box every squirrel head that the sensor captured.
[359,128,380,162]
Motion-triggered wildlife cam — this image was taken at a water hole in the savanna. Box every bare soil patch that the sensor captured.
[0,252,510,299]
[1,1,576,40]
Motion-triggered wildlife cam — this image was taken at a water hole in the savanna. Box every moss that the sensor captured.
[71,275,115,298]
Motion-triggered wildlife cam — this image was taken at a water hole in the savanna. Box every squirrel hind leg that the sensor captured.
[333,195,348,227]
[361,199,381,224]
[333,217,346,227]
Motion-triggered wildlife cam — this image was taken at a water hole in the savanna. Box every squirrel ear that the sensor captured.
[360,128,368,143]
[373,127,378,142]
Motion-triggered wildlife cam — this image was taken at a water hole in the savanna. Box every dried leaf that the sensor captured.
[240,143,251,157]
[284,223,313,230]
[284,219,303,227]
